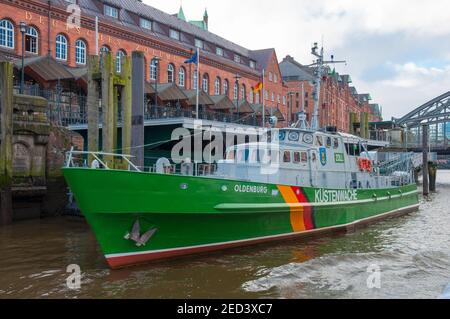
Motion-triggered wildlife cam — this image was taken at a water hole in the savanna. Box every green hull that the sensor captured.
[62,168,419,268]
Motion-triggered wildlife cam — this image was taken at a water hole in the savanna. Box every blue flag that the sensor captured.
[184,51,198,65]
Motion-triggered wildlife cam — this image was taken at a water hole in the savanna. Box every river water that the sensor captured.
[1,172,450,299]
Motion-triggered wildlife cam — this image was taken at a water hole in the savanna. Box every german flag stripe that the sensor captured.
[277,185,315,232]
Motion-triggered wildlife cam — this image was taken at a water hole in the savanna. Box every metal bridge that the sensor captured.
[395,91,450,154]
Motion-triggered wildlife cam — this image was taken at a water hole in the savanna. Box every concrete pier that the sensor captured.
[0,62,13,225]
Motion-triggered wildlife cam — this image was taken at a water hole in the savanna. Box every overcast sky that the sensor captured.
[144,0,450,120]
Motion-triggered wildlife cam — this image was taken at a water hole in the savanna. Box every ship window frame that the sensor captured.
[326,137,332,148]
[283,151,291,163]
[293,151,301,164]
[301,152,308,163]
[333,138,339,149]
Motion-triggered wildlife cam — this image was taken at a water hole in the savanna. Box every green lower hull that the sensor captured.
[62,168,419,268]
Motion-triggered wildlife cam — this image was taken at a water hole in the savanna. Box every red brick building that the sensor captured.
[0,0,285,113]
[279,55,383,132]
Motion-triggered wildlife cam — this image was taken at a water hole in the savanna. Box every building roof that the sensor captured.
[209,95,235,110]
[62,0,254,63]
[279,55,315,82]
[14,55,75,81]
[250,49,274,71]
[232,100,253,113]
[183,90,215,106]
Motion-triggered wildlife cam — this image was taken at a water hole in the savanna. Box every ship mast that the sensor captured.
[309,42,346,130]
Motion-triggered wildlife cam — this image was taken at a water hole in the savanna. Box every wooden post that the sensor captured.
[0,62,13,225]
[87,55,99,166]
[422,124,429,197]
[130,51,145,169]
[122,55,132,158]
[101,52,115,167]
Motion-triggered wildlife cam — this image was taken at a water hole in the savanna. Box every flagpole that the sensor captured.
[262,69,265,127]
[196,47,200,120]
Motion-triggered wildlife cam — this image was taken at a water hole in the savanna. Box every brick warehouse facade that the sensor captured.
[0,0,381,131]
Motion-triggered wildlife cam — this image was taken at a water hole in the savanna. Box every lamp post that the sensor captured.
[152,56,161,108]
[234,73,241,119]
[19,21,27,94]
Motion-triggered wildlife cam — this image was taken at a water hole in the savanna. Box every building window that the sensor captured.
[234,82,238,100]
[25,26,38,54]
[277,94,280,104]
[193,71,198,90]
[283,96,286,105]
[214,77,221,95]
[271,92,275,102]
[140,18,151,30]
[269,72,273,82]
[100,45,110,55]
[249,90,254,103]
[0,20,14,49]
[223,79,229,96]
[234,54,241,63]
[274,74,278,83]
[241,85,246,101]
[202,73,209,93]
[255,92,260,104]
[169,29,180,40]
[249,60,256,69]
[55,34,67,61]
[216,47,223,56]
[75,39,86,65]
[116,50,126,73]
[195,38,203,49]
[104,5,119,19]
[265,91,269,100]
[178,67,185,87]
[150,59,158,81]
[167,64,175,83]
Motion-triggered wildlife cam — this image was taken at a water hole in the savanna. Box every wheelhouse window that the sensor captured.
[55,34,67,61]
[283,151,291,163]
[169,29,180,40]
[75,39,86,65]
[293,152,301,164]
[140,18,151,30]
[301,152,308,163]
[104,5,119,19]
[0,19,14,49]
[25,26,38,54]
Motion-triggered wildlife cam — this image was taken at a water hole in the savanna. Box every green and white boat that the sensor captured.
[62,126,419,269]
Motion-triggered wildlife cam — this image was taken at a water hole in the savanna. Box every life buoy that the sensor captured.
[357,158,372,173]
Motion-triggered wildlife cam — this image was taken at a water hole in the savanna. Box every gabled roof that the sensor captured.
[232,100,253,113]
[279,55,315,82]
[250,49,274,71]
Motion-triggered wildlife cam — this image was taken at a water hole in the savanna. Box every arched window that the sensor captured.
[202,73,209,94]
[116,50,126,73]
[0,20,14,49]
[249,90,254,103]
[233,82,239,100]
[167,64,175,83]
[255,92,260,104]
[55,34,67,61]
[150,59,158,81]
[241,84,246,101]
[193,71,198,90]
[75,39,86,65]
[25,26,38,54]
[223,79,229,96]
[99,45,110,55]
[214,77,221,95]
[178,67,185,87]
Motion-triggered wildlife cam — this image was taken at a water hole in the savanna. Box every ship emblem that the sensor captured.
[319,148,327,166]
[124,220,158,247]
